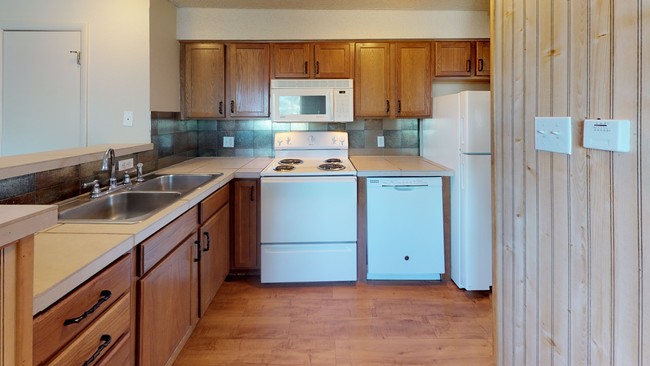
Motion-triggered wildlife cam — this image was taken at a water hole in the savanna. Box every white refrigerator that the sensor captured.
[420,91,492,291]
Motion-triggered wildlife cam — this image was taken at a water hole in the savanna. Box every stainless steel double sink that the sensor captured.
[58,174,222,224]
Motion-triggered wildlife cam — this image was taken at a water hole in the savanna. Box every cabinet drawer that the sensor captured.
[96,332,131,366]
[200,184,230,223]
[46,293,131,366]
[140,206,198,274]
[33,253,132,365]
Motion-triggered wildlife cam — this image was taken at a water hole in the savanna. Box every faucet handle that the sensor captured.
[123,172,132,185]
[82,179,101,198]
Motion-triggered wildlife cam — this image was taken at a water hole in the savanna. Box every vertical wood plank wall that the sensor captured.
[492,0,649,364]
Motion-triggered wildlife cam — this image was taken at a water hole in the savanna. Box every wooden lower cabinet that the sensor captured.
[137,206,199,366]
[231,179,260,271]
[32,253,133,366]
[198,185,230,316]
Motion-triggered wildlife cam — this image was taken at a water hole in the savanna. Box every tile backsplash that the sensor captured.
[197,118,420,157]
[0,113,420,204]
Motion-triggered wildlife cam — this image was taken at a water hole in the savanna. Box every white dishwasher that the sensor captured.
[366,177,445,280]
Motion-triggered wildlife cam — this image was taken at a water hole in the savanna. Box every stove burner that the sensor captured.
[325,158,342,163]
[279,158,304,165]
[318,163,346,171]
[274,164,295,172]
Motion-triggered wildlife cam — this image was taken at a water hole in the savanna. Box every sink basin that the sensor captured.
[57,173,223,224]
[130,174,219,194]
[58,191,182,223]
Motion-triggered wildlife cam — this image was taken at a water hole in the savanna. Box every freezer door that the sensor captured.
[460,91,491,154]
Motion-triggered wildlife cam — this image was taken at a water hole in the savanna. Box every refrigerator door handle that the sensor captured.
[459,157,465,191]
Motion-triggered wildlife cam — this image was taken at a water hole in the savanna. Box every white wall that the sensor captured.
[0,0,151,146]
[150,0,179,112]
[177,8,490,40]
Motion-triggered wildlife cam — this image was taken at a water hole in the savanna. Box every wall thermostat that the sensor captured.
[583,119,630,152]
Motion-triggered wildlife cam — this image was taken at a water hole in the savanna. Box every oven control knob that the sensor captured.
[339,138,346,146]
[285,137,291,145]
[276,139,283,146]
[308,135,315,145]
[331,136,338,144]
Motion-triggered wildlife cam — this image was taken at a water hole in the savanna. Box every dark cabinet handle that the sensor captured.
[398,100,402,114]
[194,240,202,262]
[63,290,112,326]
[304,61,308,74]
[466,60,472,72]
[82,334,111,366]
[250,185,255,202]
[478,59,484,72]
[203,232,210,252]
[218,101,223,114]
[230,100,235,114]
[316,61,320,75]
[386,100,390,113]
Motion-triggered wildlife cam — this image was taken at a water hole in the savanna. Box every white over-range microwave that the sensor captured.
[270,79,354,122]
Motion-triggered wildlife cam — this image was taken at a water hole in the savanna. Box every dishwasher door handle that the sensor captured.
[381,184,429,190]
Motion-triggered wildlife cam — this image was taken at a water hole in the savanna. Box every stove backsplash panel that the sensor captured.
[197,119,420,157]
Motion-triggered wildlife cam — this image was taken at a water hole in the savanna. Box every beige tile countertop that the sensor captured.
[32,156,271,315]
[350,156,454,177]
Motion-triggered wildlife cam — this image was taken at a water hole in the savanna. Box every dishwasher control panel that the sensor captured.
[367,177,441,187]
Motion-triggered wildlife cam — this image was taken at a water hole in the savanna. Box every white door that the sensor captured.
[2,31,83,156]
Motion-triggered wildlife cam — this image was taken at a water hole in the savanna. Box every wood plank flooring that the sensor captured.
[174,277,493,365]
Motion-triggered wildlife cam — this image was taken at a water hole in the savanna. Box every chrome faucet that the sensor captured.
[101,148,118,190]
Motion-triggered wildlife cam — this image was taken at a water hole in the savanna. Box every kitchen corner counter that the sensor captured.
[32,156,271,315]
[350,156,453,177]
[0,205,58,248]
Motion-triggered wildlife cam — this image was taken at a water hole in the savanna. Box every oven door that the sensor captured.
[260,176,357,243]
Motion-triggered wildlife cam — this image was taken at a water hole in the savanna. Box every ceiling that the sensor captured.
[168,0,489,12]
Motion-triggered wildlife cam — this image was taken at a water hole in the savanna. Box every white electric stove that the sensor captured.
[260,131,358,283]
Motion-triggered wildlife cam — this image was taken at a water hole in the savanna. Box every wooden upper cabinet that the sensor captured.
[354,42,391,117]
[272,42,354,79]
[475,41,491,77]
[180,42,226,119]
[393,42,431,118]
[355,42,431,118]
[433,41,473,77]
[313,42,354,79]
[433,40,490,79]
[226,43,270,118]
[272,43,310,78]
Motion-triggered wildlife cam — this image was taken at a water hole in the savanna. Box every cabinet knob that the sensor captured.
[83,334,112,366]
[386,100,390,113]
[230,100,235,114]
[304,61,308,75]
[218,101,223,115]
[478,59,484,72]
[203,232,211,252]
[466,59,472,72]
[315,61,320,75]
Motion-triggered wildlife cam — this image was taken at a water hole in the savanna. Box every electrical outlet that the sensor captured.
[223,136,235,148]
[123,111,134,127]
[377,135,385,148]
[118,158,134,171]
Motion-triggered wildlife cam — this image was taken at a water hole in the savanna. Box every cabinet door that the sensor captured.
[313,42,354,79]
[226,43,270,118]
[354,43,391,117]
[199,203,230,316]
[394,42,431,118]
[433,41,473,77]
[138,234,197,366]
[272,43,310,78]
[180,42,225,119]
[475,41,490,77]
[232,180,259,271]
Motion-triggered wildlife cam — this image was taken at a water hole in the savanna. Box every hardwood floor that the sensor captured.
[174,277,493,365]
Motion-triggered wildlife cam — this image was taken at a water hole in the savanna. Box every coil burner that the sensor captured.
[273,164,295,172]
[318,163,346,171]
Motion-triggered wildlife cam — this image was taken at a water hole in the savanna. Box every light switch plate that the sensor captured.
[583,119,630,152]
[535,117,572,154]
[377,136,385,148]
[223,136,234,148]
